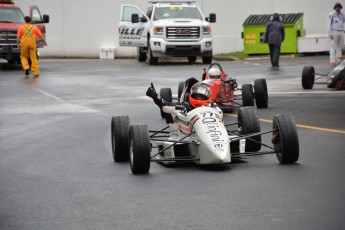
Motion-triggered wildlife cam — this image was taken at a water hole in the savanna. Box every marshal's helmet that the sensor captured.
[208,67,222,79]
[189,82,212,108]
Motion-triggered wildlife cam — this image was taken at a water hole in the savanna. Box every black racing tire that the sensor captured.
[137,47,146,62]
[147,40,158,65]
[273,114,299,164]
[160,88,172,118]
[202,55,212,64]
[301,66,315,89]
[129,125,151,174]
[241,84,255,107]
[254,79,268,108]
[230,106,261,153]
[178,81,184,100]
[188,56,197,63]
[111,116,130,162]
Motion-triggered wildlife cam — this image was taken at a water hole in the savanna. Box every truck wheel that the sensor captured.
[188,56,197,63]
[202,55,212,64]
[111,116,130,162]
[160,88,172,118]
[178,81,184,100]
[301,66,315,89]
[241,84,254,107]
[147,42,158,65]
[137,47,146,62]
[272,114,299,164]
[129,125,151,174]
[254,79,268,108]
[230,106,261,153]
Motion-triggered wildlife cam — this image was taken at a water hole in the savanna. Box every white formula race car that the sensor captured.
[111,105,299,174]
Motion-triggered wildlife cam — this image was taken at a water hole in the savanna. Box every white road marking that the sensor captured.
[33,88,99,114]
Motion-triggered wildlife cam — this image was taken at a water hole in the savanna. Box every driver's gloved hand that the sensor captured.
[146,83,158,98]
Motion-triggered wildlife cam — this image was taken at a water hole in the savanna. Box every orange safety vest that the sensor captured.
[23,25,35,39]
[17,23,42,39]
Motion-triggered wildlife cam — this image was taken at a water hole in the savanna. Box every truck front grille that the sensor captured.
[0,30,18,44]
[166,27,200,39]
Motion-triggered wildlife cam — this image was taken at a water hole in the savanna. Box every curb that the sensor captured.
[213,56,241,61]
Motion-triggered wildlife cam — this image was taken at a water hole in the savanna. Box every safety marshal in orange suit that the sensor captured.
[16,16,47,78]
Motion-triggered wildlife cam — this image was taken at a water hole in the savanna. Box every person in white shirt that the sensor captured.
[327,2,345,66]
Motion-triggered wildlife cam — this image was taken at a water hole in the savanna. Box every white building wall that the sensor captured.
[14,0,338,58]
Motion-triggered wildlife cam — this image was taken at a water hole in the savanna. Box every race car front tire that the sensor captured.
[301,66,315,89]
[272,114,299,164]
[230,106,261,153]
[241,84,255,107]
[254,79,268,108]
[178,81,184,100]
[129,125,151,174]
[160,88,172,118]
[111,116,130,162]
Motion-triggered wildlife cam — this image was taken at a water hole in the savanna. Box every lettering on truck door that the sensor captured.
[119,5,149,47]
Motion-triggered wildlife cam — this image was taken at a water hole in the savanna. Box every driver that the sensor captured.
[146,80,212,122]
[208,67,222,79]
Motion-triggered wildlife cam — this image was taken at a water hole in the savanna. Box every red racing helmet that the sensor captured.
[189,82,212,108]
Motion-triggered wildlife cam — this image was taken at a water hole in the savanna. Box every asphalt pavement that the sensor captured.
[0,55,344,230]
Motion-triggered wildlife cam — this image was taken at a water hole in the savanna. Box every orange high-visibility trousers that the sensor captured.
[20,36,39,76]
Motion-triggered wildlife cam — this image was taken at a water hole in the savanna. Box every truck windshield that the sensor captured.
[153,7,202,21]
[0,8,24,23]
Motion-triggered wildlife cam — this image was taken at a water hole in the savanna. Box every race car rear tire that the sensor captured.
[230,106,261,153]
[178,81,184,100]
[137,47,146,62]
[241,84,255,107]
[160,88,172,118]
[111,116,130,162]
[254,79,268,108]
[188,56,197,63]
[273,114,299,164]
[301,66,315,89]
[129,125,151,174]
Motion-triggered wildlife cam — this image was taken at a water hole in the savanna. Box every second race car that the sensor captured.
[173,63,268,113]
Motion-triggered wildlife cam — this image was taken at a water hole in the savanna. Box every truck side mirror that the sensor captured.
[131,14,139,23]
[209,13,216,23]
[43,15,49,23]
[140,17,147,23]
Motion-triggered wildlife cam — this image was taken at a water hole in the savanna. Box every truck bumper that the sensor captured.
[150,37,213,57]
[0,44,20,62]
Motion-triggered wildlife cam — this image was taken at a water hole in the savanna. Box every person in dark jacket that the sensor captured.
[263,13,285,67]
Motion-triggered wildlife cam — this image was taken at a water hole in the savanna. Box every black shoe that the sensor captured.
[25,69,29,77]
[276,64,280,67]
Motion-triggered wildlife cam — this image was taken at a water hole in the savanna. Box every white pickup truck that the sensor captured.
[118,1,216,65]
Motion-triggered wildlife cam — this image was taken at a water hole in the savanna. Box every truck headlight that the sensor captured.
[153,27,164,34]
[203,26,211,35]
